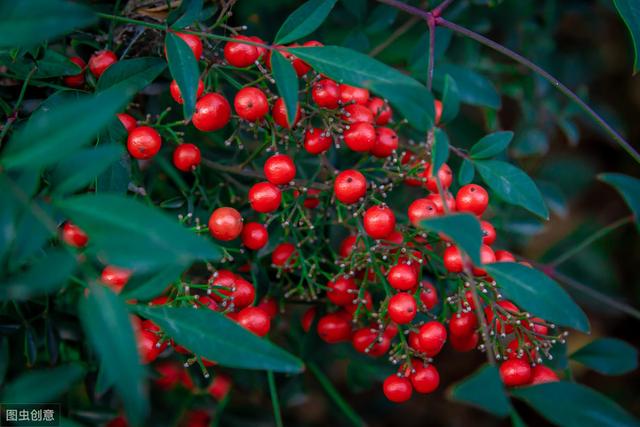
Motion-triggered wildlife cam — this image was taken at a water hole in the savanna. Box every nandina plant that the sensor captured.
[0,0,639,426]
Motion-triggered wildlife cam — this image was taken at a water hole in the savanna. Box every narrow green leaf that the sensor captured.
[458,158,475,186]
[2,86,131,171]
[135,306,304,373]
[96,57,166,93]
[168,0,203,29]
[289,46,434,130]
[308,362,365,426]
[599,173,640,231]
[0,0,97,48]
[165,32,200,120]
[420,213,482,264]
[121,264,185,300]
[79,284,148,425]
[55,194,222,271]
[435,63,500,109]
[97,120,131,194]
[432,128,450,173]
[1,363,84,403]
[470,131,514,160]
[484,262,590,332]
[275,0,337,45]
[50,145,124,195]
[613,0,640,74]
[474,159,549,219]
[7,199,53,271]
[441,74,459,123]
[1,249,76,301]
[511,381,640,427]
[449,365,511,417]
[571,338,638,375]
[3,49,82,78]
[271,50,299,126]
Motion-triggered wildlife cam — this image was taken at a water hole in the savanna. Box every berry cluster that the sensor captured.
[59,31,564,407]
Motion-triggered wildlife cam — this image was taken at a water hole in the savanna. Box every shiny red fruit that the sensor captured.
[450,331,479,352]
[208,207,243,241]
[272,98,301,128]
[170,79,204,105]
[363,206,396,239]
[208,374,232,401]
[456,184,489,216]
[264,154,296,185]
[155,360,193,390]
[241,222,268,250]
[426,192,456,214]
[495,250,516,262]
[443,245,465,273]
[117,113,137,133]
[62,222,88,248]
[420,281,439,310]
[383,375,412,403]
[339,235,359,258]
[257,296,278,318]
[327,276,357,306]
[342,104,374,124]
[485,300,519,334]
[193,93,231,131]
[529,365,559,385]
[232,277,256,309]
[352,328,391,356]
[472,244,496,276]
[418,321,447,357]
[101,266,131,293]
[434,100,443,124]
[137,329,166,364]
[224,35,260,67]
[388,293,417,324]
[173,143,201,171]
[423,163,453,193]
[334,170,367,204]
[271,242,296,267]
[387,263,418,291]
[370,127,398,158]
[88,50,117,78]
[248,182,282,213]
[481,220,497,245]
[234,87,269,121]
[499,359,532,387]
[367,97,392,125]
[236,307,271,336]
[339,84,369,105]
[343,122,376,152]
[304,128,332,155]
[449,311,478,337]
[312,79,340,109]
[64,56,86,87]
[411,363,439,394]
[127,126,161,160]
[301,306,316,332]
[174,32,203,59]
[317,313,351,343]
[408,198,438,226]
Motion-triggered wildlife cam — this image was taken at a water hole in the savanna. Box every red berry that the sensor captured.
[232,277,256,309]
[301,306,316,332]
[312,79,340,109]
[193,93,231,131]
[271,243,296,267]
[388,293,417,324]
[208,207,243,241]
[449,311,478,337]
[434,100,443,124]
[208,374,232,401]
[117,113,137,133]
[418,321,447,357]
[272,98,301,128]
[481,220,497,245]
[456,184,489,216]
[334,170,367,204]
[264,154,296,185]
[339,235,359,258]
[234,87,269,121]
[363,205,396,239]
[317,313,351,343]
[343,122,376,152]
[302,188,321,209]
[257,296,278,318]
[529,365,559,385]
[339,84,369,105]
[224,35,260,67]
[174,32,203,60]
[155,360,193,390]
[495,250,516,262]
[419,281,438,310]
[241,222,268,250]
[61,222,88,248]
[137,329,166,364]
[472,244,496,276]
[127,126,161,160]
[367,97,392,125]
[485,300,519,334]
[173,143,201,171]
[450,331,479,352]
[352,328,390,356]
[327,276,358,306]
[170,79,204,104]
[387,263,418,291]
[342,104,374,124]
[527,317,549,336]
[101,265,131,293]
[426,192,456,214]
[499,359,532,387]
[64,56,86,87]
[382,375,412,403]
[304,128,332,155]
[248,182,282,213]
[408,198,438,226]
[236,306,271,337]
[370,127,398,158]
[88,50,117,78]
[411,363,439,394]
[443,245,465,273]
[423,163,453,193]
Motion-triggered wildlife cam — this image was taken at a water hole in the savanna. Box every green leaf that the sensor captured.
[3,49,82,78]
[484,262,590,332]
[432,128,450,173]
[1,249,76,301]
[275,0,337,45]
[613,0,640,73]
[56,194,221,271]
[97,120,131,194]
[134,306,305,373]
[571,338,638,375]
[79,284,148,425]
[271,50,299,126]
[0,0,97,49]
[96,57,166,93]
[168,0,203,29]
[121,264,185,300]
[459,158,475,186]
[435,63,500,109]
[474,159,549,219]
[2,86,131,171]
[289,46,434,130]
[1,363,85,403]
[165,32,200,120]
[365,5,397,34]
[50,145,124,195]
[420,213,482,264]
[441,74,459,123]
[470,131,514,160]
[599,173,640,231]
[449,365,511,417]
[8,199,53,271]
[511,381,640,427]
